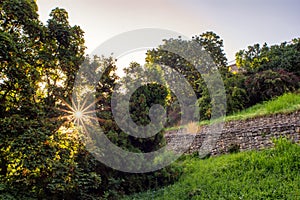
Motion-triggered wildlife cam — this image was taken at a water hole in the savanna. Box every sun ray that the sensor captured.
[84,115,106,123]
[60,98,76,113]
[79,109,101,115]
[79,95,90,112]
[56,107,75,115]
[81,96,103,113]
[71,97,79,112]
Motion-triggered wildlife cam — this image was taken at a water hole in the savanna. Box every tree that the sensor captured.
[146,31,228,121]
[90,59,180,198]
[46,8,85,99]
[0,1,102,199]
[0,1,85,116]
[95,60,168,154]
[236,39,300,75]
[234,39,300,107]
[192,31,228,75]
[235,43,267,73]
[0,0,42,116]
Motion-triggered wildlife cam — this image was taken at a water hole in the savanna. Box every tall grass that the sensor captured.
[122,138,300,199]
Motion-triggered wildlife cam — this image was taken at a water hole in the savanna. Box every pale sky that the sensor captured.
[36,0,300,67]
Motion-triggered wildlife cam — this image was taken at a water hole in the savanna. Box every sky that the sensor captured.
[36,0,300,69]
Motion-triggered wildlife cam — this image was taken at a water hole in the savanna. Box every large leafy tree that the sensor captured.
[146,31,228,121]
[0,1,85,115]
[0,1,102,199]
[45,8,85,101]
[95,61,169,153]
[90,59,179,198]
[0,0,42,115]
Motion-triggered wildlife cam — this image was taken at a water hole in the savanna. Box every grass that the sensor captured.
[122,138,300,199]
[226,92,300,121]
[121,92,300,199]
[166,92,300,131]
[185,121,201,134]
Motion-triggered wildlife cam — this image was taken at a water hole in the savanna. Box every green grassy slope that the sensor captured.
[225,91,300,121]
[123,92,300,199]
[122,139,300,199]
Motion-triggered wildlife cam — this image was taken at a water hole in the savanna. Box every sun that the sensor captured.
[74,110,84,119]
[56,96,103,133]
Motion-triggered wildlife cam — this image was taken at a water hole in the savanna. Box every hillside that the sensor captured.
[122,92,300,199]
[123,138,300,199]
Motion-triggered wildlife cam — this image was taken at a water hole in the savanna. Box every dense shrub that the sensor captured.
[224,74,249,114]
[245,69,299,106]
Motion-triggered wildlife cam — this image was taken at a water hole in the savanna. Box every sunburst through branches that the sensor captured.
[56,96,103,134]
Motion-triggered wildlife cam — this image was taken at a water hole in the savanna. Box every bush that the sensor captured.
[225,74,249,114]
[245,69,299,106]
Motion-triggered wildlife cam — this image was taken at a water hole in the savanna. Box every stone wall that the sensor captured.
[165,111,300,156]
